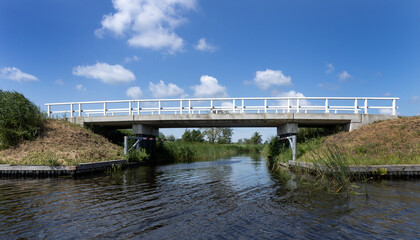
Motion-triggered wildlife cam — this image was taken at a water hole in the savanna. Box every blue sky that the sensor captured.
[1,0,419,141]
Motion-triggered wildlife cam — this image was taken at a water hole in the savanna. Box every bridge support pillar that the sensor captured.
[277,123,298,162]
[132,124,159,153]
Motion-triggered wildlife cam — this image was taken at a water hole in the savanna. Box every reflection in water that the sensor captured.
[0,156,419,239]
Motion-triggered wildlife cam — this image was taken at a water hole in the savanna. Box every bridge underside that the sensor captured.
[69,113,396,131]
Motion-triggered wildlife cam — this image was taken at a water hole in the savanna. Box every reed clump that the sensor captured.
[153,141,261,164]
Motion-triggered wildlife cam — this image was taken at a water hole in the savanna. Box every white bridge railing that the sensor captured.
[45,97,398,118]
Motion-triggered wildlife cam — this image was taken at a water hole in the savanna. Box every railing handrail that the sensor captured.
[45,96,399,117]
[45,96,399,106]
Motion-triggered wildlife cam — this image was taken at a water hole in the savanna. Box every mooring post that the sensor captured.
[124,136,129,155]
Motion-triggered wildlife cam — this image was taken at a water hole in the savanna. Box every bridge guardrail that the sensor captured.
[45,97,398,118]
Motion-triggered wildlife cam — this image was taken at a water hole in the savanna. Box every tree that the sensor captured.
[249,132,263,145]
[202,127,233,144]
[217,128,233,144]
[202,127,221,144]
[181,129,193,142]
[167,134,176,141]
[190,129,204,142]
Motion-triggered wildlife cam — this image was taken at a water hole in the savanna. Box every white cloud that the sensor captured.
[192,75,228,97]
[253,69,292,90]
[95,0,196,54]
[124,55,140,63]
[272,90,310,106]
[149,80,185,98]
[73,62,135,84]
[194,38,216,52]
[410,96,419,103]
[54,79,64,85]
[383,92,391,97]
[126,86,143,99]
[0,67,38,82]
[76,84,87,92]
[379,108,393,115]
[325,63,334,74]
[338,71,351,82]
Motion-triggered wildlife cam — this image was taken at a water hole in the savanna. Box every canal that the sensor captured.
[0,155,419,239]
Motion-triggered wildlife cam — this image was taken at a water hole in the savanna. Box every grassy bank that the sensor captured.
[152,141,261,164]
[0,119,124,166]
[264,116,420,194]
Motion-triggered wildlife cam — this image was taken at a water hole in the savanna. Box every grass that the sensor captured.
[0,119,123,166]
[153,141,261,164]
[263,116,420,194]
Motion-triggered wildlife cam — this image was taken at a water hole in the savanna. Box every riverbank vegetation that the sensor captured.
[264,116,420,194]
[152,141,261,164]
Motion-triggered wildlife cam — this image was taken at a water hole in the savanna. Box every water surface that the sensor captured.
[0,156,419,239]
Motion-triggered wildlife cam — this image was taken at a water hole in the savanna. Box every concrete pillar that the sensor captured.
[277,123,298,162]
[277,123,298,136]
[133,124,159,153]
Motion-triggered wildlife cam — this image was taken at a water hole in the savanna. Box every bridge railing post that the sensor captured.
[129,101,132,115]
[188,100,191,114]
[364,99,368,114]
[296,98,300,113]
[47,105,51,118]
[70,104,74,117]
[392,99,396,115]
[241,99,244,113]
[264,99,267,113]
[325,98,329,113]
[232,99,235,113]
[287,99,290,113]
[103,102,107,116]
[158,101,161,114]
[180,100,183,114]
[354,99,358,114]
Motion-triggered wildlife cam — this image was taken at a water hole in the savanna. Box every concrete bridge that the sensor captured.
[46,96,398,136]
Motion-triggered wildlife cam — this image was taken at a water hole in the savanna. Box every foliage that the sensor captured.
[0,90,45,149]
[182,129,204,142]
[202,127,232,144]
[126,148,150,163]
[249,131,263,145]
[153,141,261,164]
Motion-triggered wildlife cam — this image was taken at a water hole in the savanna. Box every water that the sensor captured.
[0,156,419,239]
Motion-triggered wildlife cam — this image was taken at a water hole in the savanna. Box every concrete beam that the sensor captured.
[277,123,298,136]
[132,124,159,136]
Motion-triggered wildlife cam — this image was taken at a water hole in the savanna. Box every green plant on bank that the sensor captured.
[22,152,61,166]
[126,148,150,163]
[0,90,45,149]
[153,141,261,164]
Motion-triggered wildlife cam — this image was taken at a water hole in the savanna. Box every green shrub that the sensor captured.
[0,90,45,149]
[126,149,150,162]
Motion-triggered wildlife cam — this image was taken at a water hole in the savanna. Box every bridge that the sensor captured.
[46,96,398,134]
[46,96,398,158]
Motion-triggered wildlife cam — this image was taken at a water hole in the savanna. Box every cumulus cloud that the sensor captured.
[338,71,351,82]
[194,38,216,52]
[73,62,135,84]
[124,55,140,63]
[253,69,292,90]
[76,84,87,92]
[126,86,143,99]
[383,92,391,97]
[272,90,310,106]
[410,96,419,103]
[379,108,393,115]
[0,67,38,82]
[192,75,228,97]
[95,0,196,54]
[149,80,185,98]
[325,63,334,74]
